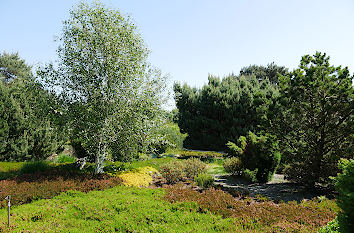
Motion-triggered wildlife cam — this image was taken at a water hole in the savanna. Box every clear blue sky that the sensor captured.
[1,0,354,89]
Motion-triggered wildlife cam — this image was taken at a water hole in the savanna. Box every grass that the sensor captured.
[206,163,227,175]
[128,157,176,170]
[0,186,240,233]
[0,162,25,179]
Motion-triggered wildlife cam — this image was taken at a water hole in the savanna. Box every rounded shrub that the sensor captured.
[194,173,214,189]
[184,158,207,179]
[19,161,51,175]
[223,157,243,175]
[159,160,185,184]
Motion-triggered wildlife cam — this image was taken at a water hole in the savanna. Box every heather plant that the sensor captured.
[0,186,239,232]
[159,159,208,183]
[183,158,207,178]
[118,166,159,187]
[223,157,243,175]
[194,173,214,189]
[0,169,122,207]
[164,185,338,232]
[159,160,185,184]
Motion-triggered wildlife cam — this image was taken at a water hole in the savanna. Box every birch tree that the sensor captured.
[39,2,167,173]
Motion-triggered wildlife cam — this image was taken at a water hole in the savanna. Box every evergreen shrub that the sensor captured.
[19,161,51,175]
[243,169,258,183]
[227,131,281,183]
[335,159,354,233]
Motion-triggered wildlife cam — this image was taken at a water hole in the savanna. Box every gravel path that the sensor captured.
[214,174,321,202]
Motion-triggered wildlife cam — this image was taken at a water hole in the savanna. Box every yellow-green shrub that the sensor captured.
[118,166,159,187]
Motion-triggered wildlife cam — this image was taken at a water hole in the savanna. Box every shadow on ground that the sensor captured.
[214,174,326,202]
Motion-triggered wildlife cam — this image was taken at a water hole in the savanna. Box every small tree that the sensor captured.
[39,2,167,172]
[269,52,353,187]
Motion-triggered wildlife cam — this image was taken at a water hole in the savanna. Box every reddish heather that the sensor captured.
[164,184,337,232]
[0,169,122,207]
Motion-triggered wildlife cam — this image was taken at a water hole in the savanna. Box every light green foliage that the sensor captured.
[129,157,176,170]
[0,162,25,172]
[0,162,25,179]
[194,173,214,189]
[55,154,76,163]
[227,131,281,183]
[206,163,227,175]
[318,218,340,233]
[0,186,239,232]
[152,122,187,154]
[268,52,354,187]
[335,159,354,232]
[39,2,168,172]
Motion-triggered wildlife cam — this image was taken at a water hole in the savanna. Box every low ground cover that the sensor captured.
[164,185,338,232]
[118,166,159,187]
[167,150,224,161]
[0,156,341,232]
[0,168,122,208]
[0,186,239,233]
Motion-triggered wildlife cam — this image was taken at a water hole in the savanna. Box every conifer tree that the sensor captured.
[269,52,353,187]
[174,74,278,151]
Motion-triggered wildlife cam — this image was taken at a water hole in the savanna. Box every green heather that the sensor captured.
[0,186,239,233]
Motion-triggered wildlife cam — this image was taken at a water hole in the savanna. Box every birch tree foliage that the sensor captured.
[39,2,167,172]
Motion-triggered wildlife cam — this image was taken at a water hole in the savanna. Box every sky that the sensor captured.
[1,0,354,91]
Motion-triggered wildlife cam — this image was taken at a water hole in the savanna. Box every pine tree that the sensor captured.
[174,74,278,151]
